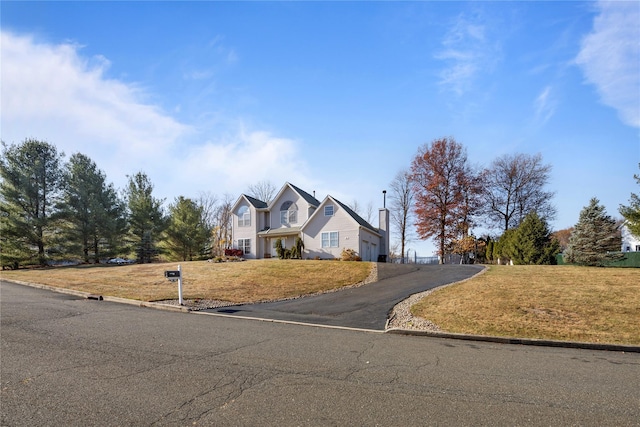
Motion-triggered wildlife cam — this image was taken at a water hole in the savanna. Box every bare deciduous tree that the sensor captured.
[246,180,277,204]
[365,201,375,225]
[348,199,361,215]
[482,153,556,232]
[197,191,218,231]
[388,169,414,263]
[346,199,375,224]
[211,194,234,257]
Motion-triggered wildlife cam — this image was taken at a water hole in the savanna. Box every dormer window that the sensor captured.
[280,201,298,225]
[238,205,251,227]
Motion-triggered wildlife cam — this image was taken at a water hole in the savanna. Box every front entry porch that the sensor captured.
[257,227,302,259]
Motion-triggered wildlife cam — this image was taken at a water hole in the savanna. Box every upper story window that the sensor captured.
[324,205,334,216]
[280,201,298,225]
[238,206,251,227]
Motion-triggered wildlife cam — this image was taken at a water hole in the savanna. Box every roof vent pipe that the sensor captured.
[383,190,386,208]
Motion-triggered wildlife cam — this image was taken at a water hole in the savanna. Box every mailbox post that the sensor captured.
[164,265,183,305]
[177,264,183,305]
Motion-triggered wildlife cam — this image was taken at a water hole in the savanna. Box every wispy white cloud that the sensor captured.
[0,31,310,202]
[182,35,238,81]
[1,31,191,176]
[435,12,501,96]
[533,85,557,126]
[575,0,640,128]
[208,35,238,65]
[180,126,313,198]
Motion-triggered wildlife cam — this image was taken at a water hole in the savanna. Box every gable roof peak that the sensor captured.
[281,182,321,206]
[327,195,378,233]
[243,194,268,209]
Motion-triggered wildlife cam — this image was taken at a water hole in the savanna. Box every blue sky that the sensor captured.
[2,1,639,255]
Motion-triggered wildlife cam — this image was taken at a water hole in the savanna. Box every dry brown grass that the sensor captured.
[1,259,372,303]
[5,261,639,345]
[411,265,640,345]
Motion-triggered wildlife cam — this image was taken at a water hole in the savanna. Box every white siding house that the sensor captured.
[231,195,268,259]
[231,182,390,261]
[621,223,640,252]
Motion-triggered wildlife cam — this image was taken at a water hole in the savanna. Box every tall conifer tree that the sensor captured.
[510,212,559,265]
[164,196,210,261]
[0,139,64,266]
[63,153,126,263]
[566,198,621,266]
[125,172,166,263]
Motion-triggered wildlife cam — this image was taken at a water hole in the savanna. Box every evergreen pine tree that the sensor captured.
[0,139,64,266]
[619,164,640,237]
[511,212,559,265]
[125,172,167,263]
[566,198,622,266]
[485,238,494,263]
[63,153,126,263]
[163,196,210,261]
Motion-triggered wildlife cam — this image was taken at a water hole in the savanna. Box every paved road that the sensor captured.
[2,281,639,426]
[205,263,484,330]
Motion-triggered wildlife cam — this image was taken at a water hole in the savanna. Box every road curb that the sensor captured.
[385,328,640,353]
[4,278,638,352]
[2,279,191,313]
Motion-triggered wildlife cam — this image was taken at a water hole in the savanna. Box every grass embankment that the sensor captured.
[3,261,638,345]
[411,265,640,345]
[1,259,373,303]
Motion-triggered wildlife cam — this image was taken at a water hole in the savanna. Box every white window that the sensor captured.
[324,205,334,216]
[238,238,251,255]
[321,231,339,248]
[280,201,298,225]
[238,206,251,227]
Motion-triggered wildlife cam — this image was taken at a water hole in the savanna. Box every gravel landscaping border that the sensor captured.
[386,266,488,331]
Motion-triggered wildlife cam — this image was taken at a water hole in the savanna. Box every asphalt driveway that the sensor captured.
[205,263,484,330]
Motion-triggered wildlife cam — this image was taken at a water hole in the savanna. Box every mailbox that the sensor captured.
[165,270,181,280]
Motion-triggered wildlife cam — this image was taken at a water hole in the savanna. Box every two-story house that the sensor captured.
[231,182,390,261]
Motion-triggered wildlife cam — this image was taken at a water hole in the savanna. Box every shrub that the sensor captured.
[224,249,243,257]
[275,239,284,259]
[290,237,305,259]
[341,248,361,261]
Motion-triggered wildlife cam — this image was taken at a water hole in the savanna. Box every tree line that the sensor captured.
[387,137,639,266]
[0,139,235,268]
[3,137,638,268]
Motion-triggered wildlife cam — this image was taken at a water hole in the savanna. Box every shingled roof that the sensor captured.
[288,182,321,206]
[243,194,268,209]
[330,197,379,234]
